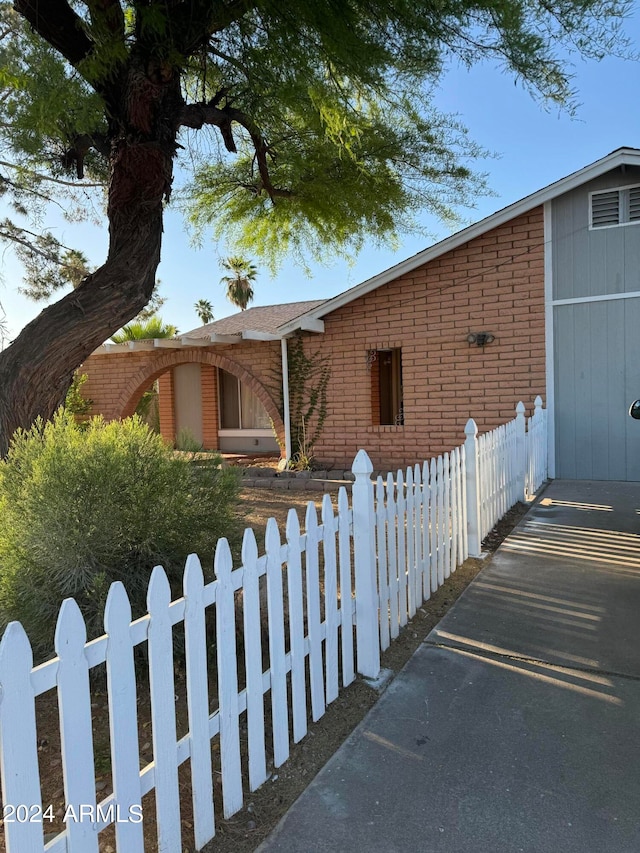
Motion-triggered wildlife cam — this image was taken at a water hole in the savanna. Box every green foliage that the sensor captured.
[64,372,93,419]
[111,316,178,342]
[175,427,204,452]
[285,334,331,468]
[1,0,631,283]
[0,412,240,658]
[220,256,257,311]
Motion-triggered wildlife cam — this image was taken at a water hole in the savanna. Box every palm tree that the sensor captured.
[194,299,215,324]
[220,256,257,311]
[111,315,178,342]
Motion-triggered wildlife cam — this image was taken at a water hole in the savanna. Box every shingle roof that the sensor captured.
[185,300,326,338]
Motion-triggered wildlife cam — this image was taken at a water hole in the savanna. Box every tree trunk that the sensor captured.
[0,139,172,456]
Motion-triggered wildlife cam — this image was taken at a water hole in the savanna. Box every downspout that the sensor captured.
[281,337,292,462]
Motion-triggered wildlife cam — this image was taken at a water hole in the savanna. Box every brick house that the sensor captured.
[82,147,640,480]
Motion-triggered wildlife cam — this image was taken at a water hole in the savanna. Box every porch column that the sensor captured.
[158,371,176,445]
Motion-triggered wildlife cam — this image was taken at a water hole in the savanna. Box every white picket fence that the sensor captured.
[0,398,547,853]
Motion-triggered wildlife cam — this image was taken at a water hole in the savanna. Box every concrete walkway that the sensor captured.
[258,480,640,853]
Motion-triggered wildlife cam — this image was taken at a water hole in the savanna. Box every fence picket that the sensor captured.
[449,451,458,576]
[214,539,243,817]
[104,583,145,853]
[265,519,289,767]
[322,495,340,705]
[396,469,408,626]
[305,502,326,721]
[241,529,268,788]
[422,461,431,601]
[147,567,182,851]
[0,624,44,853]
[285,511,307,744]
[460,444,468,561]
[437,455,446,587]
[337,487,355,686]
[376,476,390,651]
[429,457,438,593]
[386,473,400,640]
[183,555,215,848]
[443,453,451,580]
[406,466,416,619]
[414,464,424,608]
[55,600,99,853]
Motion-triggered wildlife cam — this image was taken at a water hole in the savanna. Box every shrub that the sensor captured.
[0,411,240,658]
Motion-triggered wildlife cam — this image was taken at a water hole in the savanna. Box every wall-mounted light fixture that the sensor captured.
[467,332,495,347]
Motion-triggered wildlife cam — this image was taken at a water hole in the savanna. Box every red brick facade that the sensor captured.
[81,206,545,470]
[303,207,546,470]
[81,342,287,452]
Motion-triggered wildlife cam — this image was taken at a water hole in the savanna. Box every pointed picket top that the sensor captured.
[305,500,319,533]
[386,471,395,500]
[337,485,348,516]
[534,395,543,410]
[242,526,259,565]
[422,459,430,485]
[54,597,87,658]
[414,463,422,486]
[465,418,478,438]
[352,448,373,476]
[215,537,234,580]
[437,454,444,478]
[376,475,385,505]
[397,467,405,492]
[321,492,334,525]
[444,452,450,475]
[0,620,33,675]
[430,456,437,480]
[147,564,171,611]
[286,507,301,541]
[104,581,132,635]
[265,516,281,556]
[184,553,205,598]
[406,465,414,489]
[516,401,526,416]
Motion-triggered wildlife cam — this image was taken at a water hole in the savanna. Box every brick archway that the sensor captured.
[116,348,285,448]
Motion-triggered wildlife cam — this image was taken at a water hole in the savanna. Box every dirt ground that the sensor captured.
[203,492,531,853]
[0,488,530,853]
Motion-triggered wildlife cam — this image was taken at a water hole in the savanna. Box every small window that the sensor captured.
[370,349,404,426]
[590,184,640,229]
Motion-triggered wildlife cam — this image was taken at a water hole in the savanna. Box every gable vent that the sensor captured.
[591,190,620,227]
[590,184,640,229]
[629,187,640,222]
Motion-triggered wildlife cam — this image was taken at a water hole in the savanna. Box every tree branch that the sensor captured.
[180,100,292,199]
[13,0,94,68]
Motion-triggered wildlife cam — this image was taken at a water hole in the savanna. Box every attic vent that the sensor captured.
[590,184,640,229]
[629,187,640,222]
[591,191,619,227]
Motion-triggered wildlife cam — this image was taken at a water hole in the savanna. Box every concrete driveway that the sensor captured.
[258,480,640,853]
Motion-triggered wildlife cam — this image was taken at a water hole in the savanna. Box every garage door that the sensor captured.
[554,296,640,480]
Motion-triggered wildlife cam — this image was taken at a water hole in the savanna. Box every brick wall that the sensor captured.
[81,340,285,450]
[304,207,546,470]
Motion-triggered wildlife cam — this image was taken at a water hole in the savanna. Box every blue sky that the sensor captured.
[2,11,640,339]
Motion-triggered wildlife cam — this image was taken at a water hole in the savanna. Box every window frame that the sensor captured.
[589,182,640,231]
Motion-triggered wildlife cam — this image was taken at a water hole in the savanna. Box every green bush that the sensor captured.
[0,411,240,658]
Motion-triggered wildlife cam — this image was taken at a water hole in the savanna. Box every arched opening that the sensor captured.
[116,349,286,454]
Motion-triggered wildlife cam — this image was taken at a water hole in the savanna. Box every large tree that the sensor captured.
[0,0,630,453]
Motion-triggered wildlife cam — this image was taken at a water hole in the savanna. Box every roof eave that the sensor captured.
[276,147,640,333]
